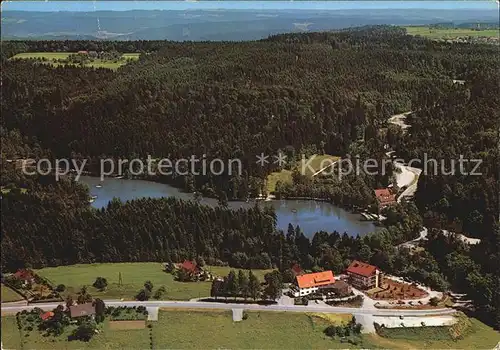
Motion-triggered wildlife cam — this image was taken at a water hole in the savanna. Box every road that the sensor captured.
[387,112,422,202]
[312,160,340,177]
[393,162,422,203]
[388,111,412,132]
[1,299,455,317]
[398,227,428,249]
[396,165,422,203]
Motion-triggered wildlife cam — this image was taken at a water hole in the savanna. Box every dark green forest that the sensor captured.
[1,26,498,327]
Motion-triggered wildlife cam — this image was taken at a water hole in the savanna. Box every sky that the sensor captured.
[2,1,497,12]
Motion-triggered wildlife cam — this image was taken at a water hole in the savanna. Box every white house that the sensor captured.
[292,270,335,297]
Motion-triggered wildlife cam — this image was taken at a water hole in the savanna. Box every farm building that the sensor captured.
[70,303,95,318]
[178,260,201,276]
[13,269,36,284]
[346,260,381,290]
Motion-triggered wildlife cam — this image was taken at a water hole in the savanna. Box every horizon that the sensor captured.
[2,0,497,12]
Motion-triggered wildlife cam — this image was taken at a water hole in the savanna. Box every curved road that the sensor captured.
[1,299,454,317]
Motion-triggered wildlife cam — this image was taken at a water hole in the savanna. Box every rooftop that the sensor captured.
[347,260,378,277]
[70,303,95,318]
[296,271,335,289]
[374,188,396,204]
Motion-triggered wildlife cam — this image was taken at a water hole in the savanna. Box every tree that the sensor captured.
[281,269,295,284]
[65,295,74,310]
[70,320,97,342]
[92,277,108,291]
[144,280,154,293]
[238,270,249,300]
[135,289,151,301]
[93,298,105,323]
[196,256,206,267]
[153,286,166,300]
[248,271,260,301]
[175,268,191,282]
[324,325,337,337]
[263,271,283,301]
[55,284,66,293]
[77,286,92,304]
[210,279,224,300]
[225,270,239,299]
[429,297,439,306]
[164,262,175,273]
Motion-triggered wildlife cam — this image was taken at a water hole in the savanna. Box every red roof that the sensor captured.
[41,311,54,321]
[296,271,335,289]
[291,264,304,276]
[347,260,378,277]
[14,269,34,281]
[374,189,396,204]
[179,260,198,273]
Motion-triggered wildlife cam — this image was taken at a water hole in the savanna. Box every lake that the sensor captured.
[78,176,379,238]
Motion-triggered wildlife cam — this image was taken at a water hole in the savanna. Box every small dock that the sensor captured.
[360,212,381,221]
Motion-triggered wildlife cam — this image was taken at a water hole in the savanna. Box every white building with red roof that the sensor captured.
[292,270,335,297]
[346,260,380,290]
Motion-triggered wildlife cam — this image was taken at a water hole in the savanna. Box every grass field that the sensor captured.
[371,316,499,349]
[266,169,293,194]
[2,309,497,349]
[2,310,362,349]
[1,284,24,303]
[302,154,340,177]
[266,154,339,193]
[10,52,140,70]
[36,262,273,301]
[153,310,363,349]
[405,26,498,39]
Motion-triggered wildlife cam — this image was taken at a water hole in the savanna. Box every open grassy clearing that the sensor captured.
[1,187,28,194]
[1,310,361,349]
[307,312,353,325]
[266,169,293,194]
[405,26,498,39]
[303,154,340,177]
[153,310,365,349]
[2,310,495,349]
[265,154,339,193]
[36,262,273,301]
[371,316,499,349]
[10,52,140,70]
[1,284,24,303]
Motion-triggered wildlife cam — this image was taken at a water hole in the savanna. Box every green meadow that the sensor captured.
[266,154,339,194]
[10,52,140,70]
[36,262,273,301]
[405,26,498,39]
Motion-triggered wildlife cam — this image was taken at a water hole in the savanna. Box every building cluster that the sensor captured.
[290,260,380,298]
[40,303,96,322]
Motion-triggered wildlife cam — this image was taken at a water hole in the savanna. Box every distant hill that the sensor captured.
[2,9,497,41]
